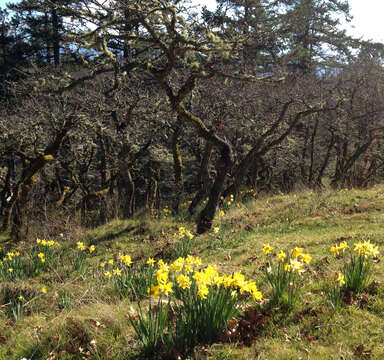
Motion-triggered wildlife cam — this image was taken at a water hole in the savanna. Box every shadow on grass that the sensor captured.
[86,225,138,245]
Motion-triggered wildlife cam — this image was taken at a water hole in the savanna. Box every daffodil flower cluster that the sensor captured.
[240,188,258,199]
[73,241,95,270]
[131,255,262,355]
[146,256,262,302]
[38,252,46,263]
[353,240,379,257]
[0,250,24,280]
[173,227,194,240]
[263,244,311,273]
[330,240,379,294]
[220,194,235,207]
[99,258,114,271]
[173,227,195,257]
[215,210,225,221]
[104,255,156,300]
[36,238,60,247]
[76,241,86,251]
[33,239,60,270]
[0,250,21,266]
[118,254,132,266]
[262,244,312,310]
[330,241,349,257]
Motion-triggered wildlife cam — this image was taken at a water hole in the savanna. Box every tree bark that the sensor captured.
[171,119,183,214]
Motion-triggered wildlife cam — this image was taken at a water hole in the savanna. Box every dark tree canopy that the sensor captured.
[1,0,384,241]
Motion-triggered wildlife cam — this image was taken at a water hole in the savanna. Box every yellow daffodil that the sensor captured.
[354,241,364,255]
[146,257,155,267]
[120,255,132,266]
[289,258,304,273]
[178,227,185,234]
[330,245,339,257]
[41,287,47,294]
[170,258,185,272]
[337,272,345,286]
[160,281,173,296]
[147,284,160,299]
[104,271,112,279]
[113,268,122,276]
[197,285,209,299]
[277,250,286,262]
[292,247,304,258]
[338,241,348,252]
[262,243,273,255]
[76,241,86,251]
[301,253,312,264]
[177,274,192,289]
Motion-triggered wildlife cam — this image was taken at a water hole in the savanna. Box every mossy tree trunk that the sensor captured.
[188,141,214,215]
[2,116,73,241]
[171,119,183,215]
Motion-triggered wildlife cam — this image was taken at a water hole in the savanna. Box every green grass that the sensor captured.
[2,185,384,359]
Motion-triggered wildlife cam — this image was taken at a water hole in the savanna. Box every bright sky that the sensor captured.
[1,0,383,43]
[198,0,384,43]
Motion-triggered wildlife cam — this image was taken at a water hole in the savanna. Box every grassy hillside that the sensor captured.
[1,185,384,359]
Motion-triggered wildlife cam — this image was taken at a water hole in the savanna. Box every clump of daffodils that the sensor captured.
[0,250,24,280]
[221,194,235,207]
[76,241,86,251]
[36,238,60,247]
[262,244,311,310]
[0,250,21,265]
[173,227,195,258]
[174,227,194,240]
[130,255,263,356]
[73,241,95,270]
[32,238,60,271]
[263,244,311,274]
[118,254,132,267]
[330,240,379,294]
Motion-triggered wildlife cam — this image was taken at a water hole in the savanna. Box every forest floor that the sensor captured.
[2,185,384,359]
